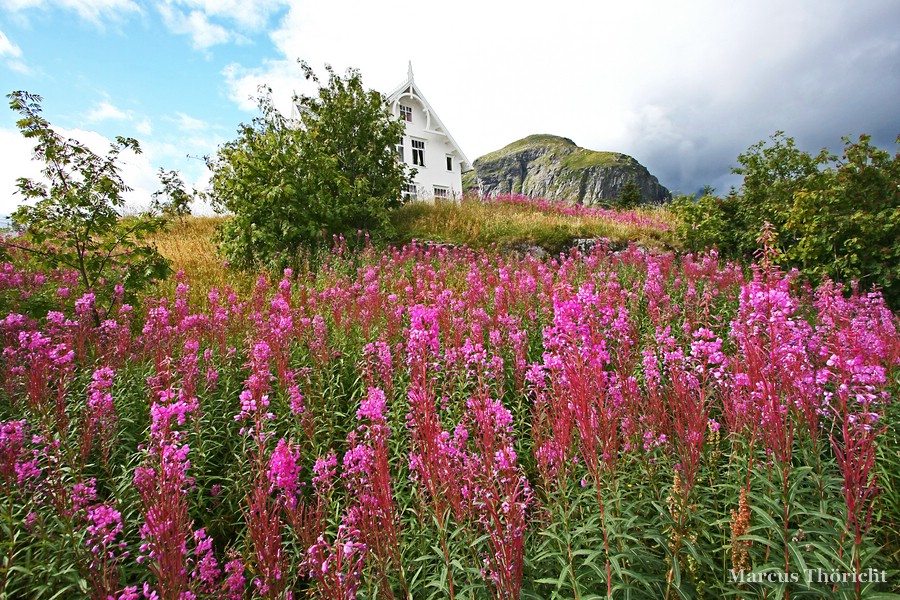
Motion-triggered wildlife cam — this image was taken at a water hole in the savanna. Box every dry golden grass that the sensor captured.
[147,216,254,301]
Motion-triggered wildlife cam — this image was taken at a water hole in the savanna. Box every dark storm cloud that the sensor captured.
[621,1,900,196]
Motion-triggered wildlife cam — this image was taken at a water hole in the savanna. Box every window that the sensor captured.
[403,183,418,201]
[446,156,453,171]
[412,139,425,166]
[400,105,412,122]
[396,137,405,162]
[433,186,449,199]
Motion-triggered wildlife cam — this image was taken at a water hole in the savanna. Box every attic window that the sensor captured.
[446,156,453,171]
[400,105,412,122]
[412,139,425,166]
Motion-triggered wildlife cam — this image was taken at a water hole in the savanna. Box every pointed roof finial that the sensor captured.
[408,60,414,82]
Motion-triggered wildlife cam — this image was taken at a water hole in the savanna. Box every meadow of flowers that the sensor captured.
[1,233,898,599]
[485,194,673,231]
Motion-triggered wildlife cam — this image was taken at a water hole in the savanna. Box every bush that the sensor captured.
[614,177,642,209]
[207,63,409,269]
[3,91,171,322]
[673,132,900,306]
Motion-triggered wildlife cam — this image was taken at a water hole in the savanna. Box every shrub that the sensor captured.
[673,132,900,306]
[4,91,171,321]
[207,63,409,269]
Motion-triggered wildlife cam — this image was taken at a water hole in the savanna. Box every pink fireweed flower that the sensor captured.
[235,341,274,427]
[313,451,338,498]
[462,391,531,598]
[133,386,205,600]
[0,419,28,487]
[357,386,386,424]
[117,586,140,600]
[71,478,98,513]
[190,528,220,593]
[74,292,96,317]
[341,387,400,578]
[305,524,367,600]
[1,419,42,492]
[284,370,305,416]
[221,558,245,600]
[245,484,286,599]
[268,438,302,498]
[405,304,441,369]
[85,503,123,552]
[360,318,389,357]
[85,366,117,463]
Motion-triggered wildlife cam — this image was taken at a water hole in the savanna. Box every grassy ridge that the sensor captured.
[391,196,677,254]
[150,199,678,292]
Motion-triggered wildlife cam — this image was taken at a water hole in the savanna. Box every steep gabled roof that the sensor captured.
[387,62,472,172]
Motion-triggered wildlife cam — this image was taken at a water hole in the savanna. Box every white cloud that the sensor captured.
[0,127,43,217]
[158,3,231,49]
[135,118,153,136]
[172,112,210,132]
[164,0,287,30]
[0,31,23,59]
[156,0,289,49]
[0,124,165,215]
[83,101,157,142]
[85,100,133,122]
[6,60,29,74]
[0,29,30,74]
[4,0,141,25]
[222,59,303,114]
[52,127,162,209]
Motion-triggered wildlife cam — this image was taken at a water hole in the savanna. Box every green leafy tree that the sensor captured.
[673,131,900,306]
[671,189,742,254]
[4,91,171,321]
[731,131,834,253]
[207,62,409,269]
[785,134,900,304]
[615,177,642,209]
[152,168,194,223]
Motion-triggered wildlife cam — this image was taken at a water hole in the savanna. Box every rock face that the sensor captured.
[467,134,670,205]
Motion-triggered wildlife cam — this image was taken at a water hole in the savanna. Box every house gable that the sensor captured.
[387,63,471,199]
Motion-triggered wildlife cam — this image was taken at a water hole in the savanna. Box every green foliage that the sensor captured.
[151,168,193,222]
[672,132,900,306]
[671,191,742,254]
[207,62,409,269]
[616,177,642,209]
[784,135,900,304]
[731,131,834,252]
[4,91,171,319]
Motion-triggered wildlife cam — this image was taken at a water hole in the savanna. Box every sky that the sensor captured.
[0,0,898,216]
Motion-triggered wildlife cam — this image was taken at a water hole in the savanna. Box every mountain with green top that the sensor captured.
[466,134,670,205]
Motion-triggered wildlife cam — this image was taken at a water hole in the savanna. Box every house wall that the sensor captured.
[394,95,464,199]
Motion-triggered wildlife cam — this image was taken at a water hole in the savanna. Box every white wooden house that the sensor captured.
[387,63,471,201]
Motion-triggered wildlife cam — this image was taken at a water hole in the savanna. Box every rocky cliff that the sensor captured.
[467,134,670,205]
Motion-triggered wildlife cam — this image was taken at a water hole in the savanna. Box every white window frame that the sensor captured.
[433,185,449,199]
[411,139,425,167]
[403,183,418,201]
[446,155,453,171]
[396,137,405,163]
[400,105,413,122]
